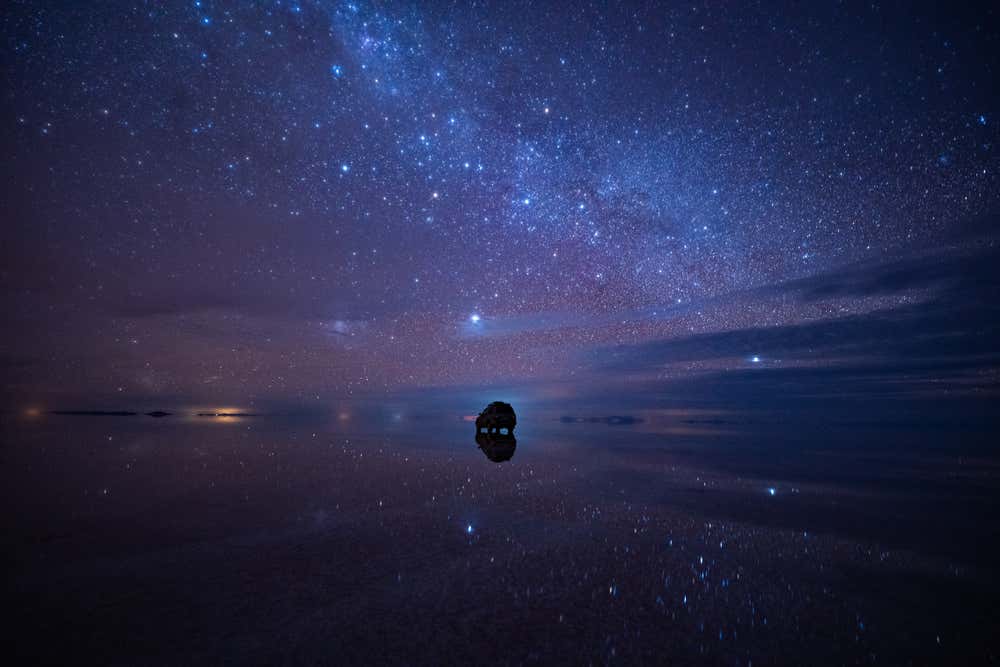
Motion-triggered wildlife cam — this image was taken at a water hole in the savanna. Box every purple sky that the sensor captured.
[4,1,999,413]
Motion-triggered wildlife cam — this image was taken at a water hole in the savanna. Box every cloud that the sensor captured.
[779,244,991,302]
[454,241,997,343]
[585,240,1000,407]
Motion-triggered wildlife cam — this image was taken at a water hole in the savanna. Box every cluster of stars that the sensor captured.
[4,0,998,399]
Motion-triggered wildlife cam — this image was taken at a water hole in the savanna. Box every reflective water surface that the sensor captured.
[5,412,999,664]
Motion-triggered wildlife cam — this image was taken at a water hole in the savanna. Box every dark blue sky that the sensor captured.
[3,1,998,412]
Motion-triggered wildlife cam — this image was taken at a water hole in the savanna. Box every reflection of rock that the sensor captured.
[146,411,171,418]
[475,401,516,436]
[476,432,517,462]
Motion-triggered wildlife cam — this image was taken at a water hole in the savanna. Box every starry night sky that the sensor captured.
[4,1,999,413]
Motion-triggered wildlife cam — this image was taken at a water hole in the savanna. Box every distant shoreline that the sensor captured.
[40,410,267,417]
[50,410,138,416]
[196,412,261,417]
[49,410,174,417]
[45,410,264,418]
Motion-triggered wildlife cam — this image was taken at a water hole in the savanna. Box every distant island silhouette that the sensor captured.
[51,410,138,416]
[44,410,250,418]
[559,415,643,425]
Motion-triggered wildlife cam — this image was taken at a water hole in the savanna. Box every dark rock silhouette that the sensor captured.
[475,401,516,435]
[476,432,517,462]
[146,411,171,418]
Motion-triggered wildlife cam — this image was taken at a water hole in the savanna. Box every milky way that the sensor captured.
[4,1,999,407]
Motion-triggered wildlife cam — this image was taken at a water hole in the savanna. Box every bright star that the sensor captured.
[751,356,761,363]
[469,314,481,323]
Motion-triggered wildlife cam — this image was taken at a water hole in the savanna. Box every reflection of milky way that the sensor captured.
[7,417,997,663]
[5,2,999,402]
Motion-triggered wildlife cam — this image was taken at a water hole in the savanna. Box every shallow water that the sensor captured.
[5,412,999,664]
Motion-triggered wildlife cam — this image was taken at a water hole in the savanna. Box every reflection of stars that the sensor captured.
[466,524,474,534]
